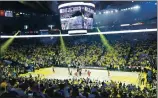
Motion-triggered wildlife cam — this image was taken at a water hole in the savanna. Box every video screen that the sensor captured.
[59,5,94,30]
[5,10,13,17]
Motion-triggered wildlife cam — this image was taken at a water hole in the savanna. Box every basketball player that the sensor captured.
[70,70,72,76]
[141,77,145,85]
[75,72,78,77]
[52,66,55,73]
[87,70,91,77]
[108,70,110,80]
[77,67,79,72]
[79,70,82,76]
[68,66,71,75]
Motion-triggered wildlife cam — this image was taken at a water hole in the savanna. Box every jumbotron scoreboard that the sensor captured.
[58,2,95,34]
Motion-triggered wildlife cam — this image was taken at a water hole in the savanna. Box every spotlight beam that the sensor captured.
[59,31,66,52]
[1,31,19,55]
[36,1,48,11]
[19,1,37,9]
[97,27,113,52]
[1,28,157,38]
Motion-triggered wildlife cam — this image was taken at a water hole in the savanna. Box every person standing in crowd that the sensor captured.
[68,66,71,75]
[64,82,70,98]
[79,68,82,76]
[138,73,142,85]
[108,70,110,78]
[70,70,72,76]
[141,77,145,85]
[75,71,78,77]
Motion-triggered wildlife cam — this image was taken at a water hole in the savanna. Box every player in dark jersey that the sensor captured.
[52,66,55,73]
[108,70,110,77]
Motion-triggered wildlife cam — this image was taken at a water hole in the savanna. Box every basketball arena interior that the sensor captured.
[0,1,157,98]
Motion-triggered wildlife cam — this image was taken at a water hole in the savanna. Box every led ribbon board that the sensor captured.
[1,28,157,38]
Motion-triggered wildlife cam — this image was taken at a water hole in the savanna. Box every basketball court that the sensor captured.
[19,67,148,88]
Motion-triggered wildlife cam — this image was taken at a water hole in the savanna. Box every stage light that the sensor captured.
[111,11,113,13]
[133,5,140,9]
[105,11,109,14]
[99,12,101,14]
[115,9,118,12]
[132,22,143,25]
[120,24,130,27]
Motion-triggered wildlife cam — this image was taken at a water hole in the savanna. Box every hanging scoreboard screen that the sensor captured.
[58,2,95,30]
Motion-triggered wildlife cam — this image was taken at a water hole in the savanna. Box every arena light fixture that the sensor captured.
[115,10,118,13]
[58,2,95,9]
[1,28,157,38]
[133,5,140,9]
[105,11,109,14]
[132,22,143,26]
[120,24,130,26]
[68,30,87,34]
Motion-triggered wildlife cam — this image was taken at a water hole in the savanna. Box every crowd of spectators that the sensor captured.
[0,68,157,98]
[0,36,157,98]
[1,39,157,71]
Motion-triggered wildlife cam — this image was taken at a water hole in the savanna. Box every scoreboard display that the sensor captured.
[58,2,95,30]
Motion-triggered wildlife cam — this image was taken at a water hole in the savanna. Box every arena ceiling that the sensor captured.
[0,1,157,35]
[0,1,135,14]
